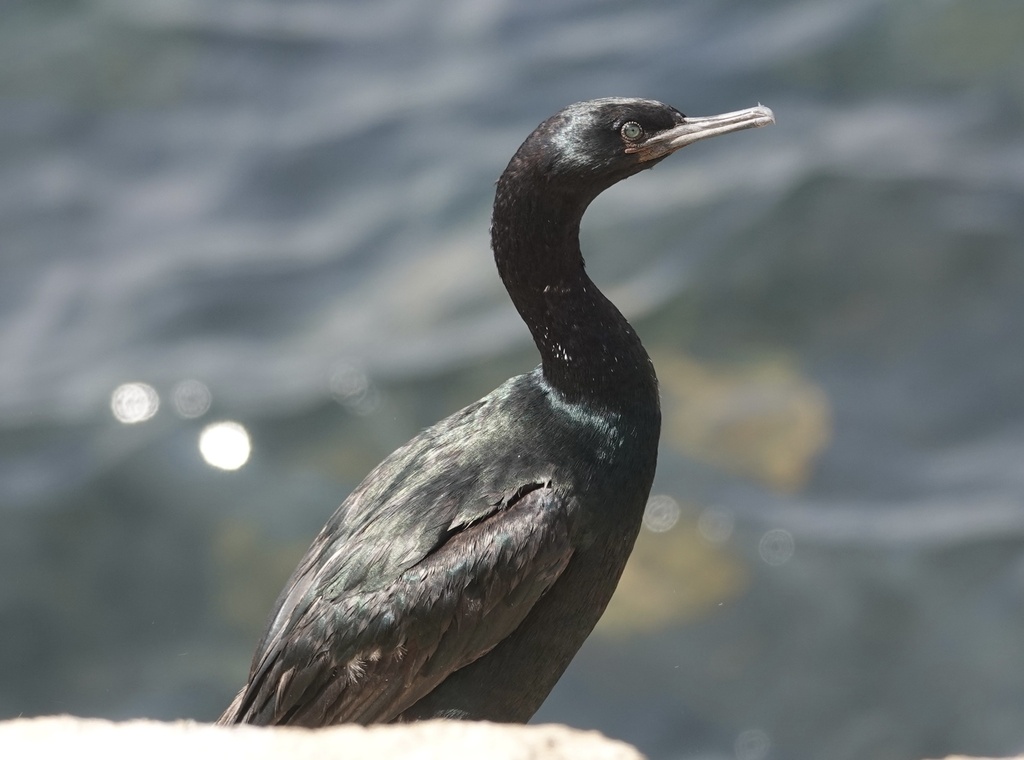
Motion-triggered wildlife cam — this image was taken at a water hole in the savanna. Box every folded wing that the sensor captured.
[221,483,573,725]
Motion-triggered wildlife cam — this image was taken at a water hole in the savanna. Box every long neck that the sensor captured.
[491,169,658,415]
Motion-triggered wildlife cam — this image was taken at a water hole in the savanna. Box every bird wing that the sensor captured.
[224,482,574,725]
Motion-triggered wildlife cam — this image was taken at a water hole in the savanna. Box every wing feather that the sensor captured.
[222,485,572,726]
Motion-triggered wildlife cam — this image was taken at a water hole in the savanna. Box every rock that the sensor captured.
[0,716,646,760]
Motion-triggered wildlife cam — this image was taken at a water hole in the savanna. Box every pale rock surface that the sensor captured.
[0,716,646,760]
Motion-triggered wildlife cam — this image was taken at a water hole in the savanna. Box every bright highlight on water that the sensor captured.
[199,421,252,471]
[110,382,159,424]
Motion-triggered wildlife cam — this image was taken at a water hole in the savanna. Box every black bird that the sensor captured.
[220,98,774,727]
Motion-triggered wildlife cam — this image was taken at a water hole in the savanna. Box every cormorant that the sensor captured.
[219,98,774,726]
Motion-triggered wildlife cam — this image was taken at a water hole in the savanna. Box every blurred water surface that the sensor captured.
[2,1,1023,758]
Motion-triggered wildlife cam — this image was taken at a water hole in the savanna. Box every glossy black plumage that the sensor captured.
[220,98,773,727]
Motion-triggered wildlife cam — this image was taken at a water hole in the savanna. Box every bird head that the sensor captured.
[507,97,775,195]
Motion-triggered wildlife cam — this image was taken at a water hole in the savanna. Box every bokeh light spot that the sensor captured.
[758,528,795,566]
[172,379,212,419]
[330,361,380,415]
[643,494,681,533]
[110,382,159,424]
[199,421,251,471]
[698,507,735,544]
[735,728,771,760]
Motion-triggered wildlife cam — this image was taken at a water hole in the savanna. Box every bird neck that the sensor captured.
[491,174,658,415]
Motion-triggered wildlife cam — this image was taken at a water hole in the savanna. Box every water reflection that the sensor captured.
[198,421,251,471]
[110,382,159,424]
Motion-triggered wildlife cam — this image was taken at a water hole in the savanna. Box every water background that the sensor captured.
[2,1,1023,758]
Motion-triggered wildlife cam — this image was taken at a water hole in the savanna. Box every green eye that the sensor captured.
[620,121,644,141]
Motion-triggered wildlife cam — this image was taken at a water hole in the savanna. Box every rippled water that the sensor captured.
[2,1,1023,758]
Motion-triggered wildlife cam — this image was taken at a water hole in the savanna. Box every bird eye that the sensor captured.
[620,121,644,142]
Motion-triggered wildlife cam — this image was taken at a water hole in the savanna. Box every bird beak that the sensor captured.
[629,104,775,162]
